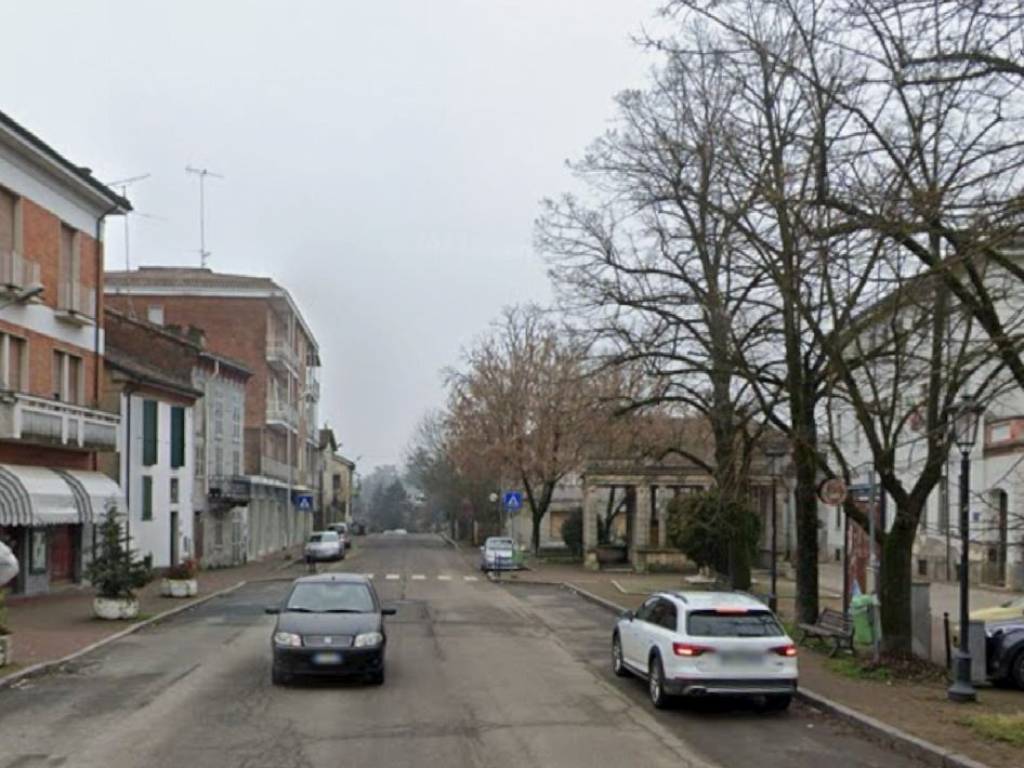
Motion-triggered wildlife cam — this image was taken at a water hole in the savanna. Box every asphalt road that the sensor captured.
[0,535,927,768]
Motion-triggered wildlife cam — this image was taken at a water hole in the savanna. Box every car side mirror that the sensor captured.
[381,607,397,616]
[264,606,280,615]
[621,609,635,622]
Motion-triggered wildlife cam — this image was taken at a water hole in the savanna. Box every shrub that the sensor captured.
[165,558,198,581]
[86,509,152,600]
[561,508,583,557]
[665,489,759,580]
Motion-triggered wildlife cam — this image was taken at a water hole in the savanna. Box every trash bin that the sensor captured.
[851,594,877,645]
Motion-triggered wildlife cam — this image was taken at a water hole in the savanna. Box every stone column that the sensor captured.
[656,487,668,548]
[632,484,652,571]
[583,482,599,570]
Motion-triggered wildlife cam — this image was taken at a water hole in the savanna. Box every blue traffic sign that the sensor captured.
[503,491,523,510]
[293,493,314,511]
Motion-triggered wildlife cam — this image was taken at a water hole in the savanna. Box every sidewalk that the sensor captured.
[496,556,1024,768]
[1,547,306,677]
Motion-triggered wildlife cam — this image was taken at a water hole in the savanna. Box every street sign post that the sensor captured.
[818,478,850,615]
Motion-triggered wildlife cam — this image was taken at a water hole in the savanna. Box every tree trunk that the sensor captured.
[880,512,917,656]
[793,399,821,625]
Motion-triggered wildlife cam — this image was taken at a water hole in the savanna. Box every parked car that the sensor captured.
[266,573,396,685]
[304,531,343,562]
[327,522,352,551]
[612,591,798,710]
[480,537,517,572]
[985,619,1024,690]
[972,596,1024,624]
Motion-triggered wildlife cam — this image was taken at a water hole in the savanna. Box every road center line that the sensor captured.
[385,574,400,580]
[463,576,478,582]
[437,575,452,581]
[411,574,426,581]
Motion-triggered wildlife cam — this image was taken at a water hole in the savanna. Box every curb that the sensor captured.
[0,580,247,691]
[555,582,992,768]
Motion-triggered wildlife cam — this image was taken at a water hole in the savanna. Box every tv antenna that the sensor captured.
[185,166,224,268]
[105,173,151,270]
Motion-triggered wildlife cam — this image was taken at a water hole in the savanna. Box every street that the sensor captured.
[0,535,927,768]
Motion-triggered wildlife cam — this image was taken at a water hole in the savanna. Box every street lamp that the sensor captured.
[948,396,983,703]
[764,442,789,613]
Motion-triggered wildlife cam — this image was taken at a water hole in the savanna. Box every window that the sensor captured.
[142,400,158,466]
[170,406,185,468]
[657,600,678,631]
[170,478,179,504]
[52,350,84,404]
[232,401,241,441]
[59,224,80,307]
[232,449,240,475]
[215,445,224,475]
[686,610,783,638]
[142,476,153,520]
[635,597,660,623]
[0,333,26,392]
[0,186,18,257]
[147,305,164,325]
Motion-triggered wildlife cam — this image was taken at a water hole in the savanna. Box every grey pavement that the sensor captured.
[0,535,929,768]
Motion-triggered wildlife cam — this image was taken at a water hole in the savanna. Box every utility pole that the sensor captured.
[105,174,151,270]
[185,166,224,268]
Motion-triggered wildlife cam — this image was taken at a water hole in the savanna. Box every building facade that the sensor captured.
[317,427,355,530]
[0,110,129,595]
[104,268,321,557]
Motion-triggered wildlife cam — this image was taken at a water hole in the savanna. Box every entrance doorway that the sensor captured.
[170,511,180,566]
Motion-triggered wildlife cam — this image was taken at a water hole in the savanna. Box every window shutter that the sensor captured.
[170,406,185,469]
[143,400,158,466]
[142,476,153,521]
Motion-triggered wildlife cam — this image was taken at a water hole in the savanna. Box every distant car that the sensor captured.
[383,528,408,536]
[612,591,798,710]
[480,537,516,572]
[351,522,366,536]
[266,573,396,685]
[327,523,352,551]
[304,531,343,562]
[972,596,1024,624]
[985,619,1024,690]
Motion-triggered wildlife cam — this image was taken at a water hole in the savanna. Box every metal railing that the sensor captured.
[266,339,299,372]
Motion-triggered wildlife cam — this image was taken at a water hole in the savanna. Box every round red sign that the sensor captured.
[818,477,848,506]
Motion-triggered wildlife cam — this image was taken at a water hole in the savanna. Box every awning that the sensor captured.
[58,470,125,521]
[0,464,79,526]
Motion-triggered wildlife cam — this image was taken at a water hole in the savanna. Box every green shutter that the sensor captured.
[142,400,158,466]
[170,407,185,469]
[142,476,153,520]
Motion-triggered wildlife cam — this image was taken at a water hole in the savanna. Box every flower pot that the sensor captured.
[161,578,198,598]
[93,596,140,620]
[0,635,11,667]
[595,544,628,565]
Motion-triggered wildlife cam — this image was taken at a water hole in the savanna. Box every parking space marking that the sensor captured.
[411,574,426,581]
[385,574,400,580]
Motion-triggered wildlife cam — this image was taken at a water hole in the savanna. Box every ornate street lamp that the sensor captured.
[948,396,983,703]
[764,442,789,613]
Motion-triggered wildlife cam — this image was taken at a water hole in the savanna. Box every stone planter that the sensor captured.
[0,635,10,667]
[93,596,140,621]
[595,544,628,566]
[160,578,198,598]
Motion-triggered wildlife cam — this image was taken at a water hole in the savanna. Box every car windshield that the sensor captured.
[285,582,375,613]
[309,532,338,543]
[686,610,784,637]
[487,539,514,550]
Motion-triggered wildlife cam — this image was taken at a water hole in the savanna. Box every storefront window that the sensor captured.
[30,529,47,574]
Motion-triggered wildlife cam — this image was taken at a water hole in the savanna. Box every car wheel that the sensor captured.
[648,654,669,709]
[271,665,290,686]
[763,694,792,712]
[612,634,629,678]
[1011,650,1024,690]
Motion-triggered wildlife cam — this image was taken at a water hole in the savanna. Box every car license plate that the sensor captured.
[720,651,760,664]
[312,652,343,665]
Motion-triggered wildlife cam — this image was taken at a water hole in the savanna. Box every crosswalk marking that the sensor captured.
[385,574,400,580]
[365,574,374,579]
[411,574,426,581]
[437,575,452,581]
[463,576,478,582]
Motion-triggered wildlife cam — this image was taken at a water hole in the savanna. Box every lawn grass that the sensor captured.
[825,656,894,682]
[961,712,1024,747]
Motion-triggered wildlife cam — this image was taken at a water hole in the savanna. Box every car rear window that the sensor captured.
[686,610,784,637]
[309,534,323,543]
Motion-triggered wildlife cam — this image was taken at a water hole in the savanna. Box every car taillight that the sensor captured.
[771,644,798,657]
[673,643,714,657]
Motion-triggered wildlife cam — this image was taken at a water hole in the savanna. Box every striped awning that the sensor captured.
[0,465,122,526]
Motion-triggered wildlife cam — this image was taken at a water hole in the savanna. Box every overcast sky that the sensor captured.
[2,0,662,470]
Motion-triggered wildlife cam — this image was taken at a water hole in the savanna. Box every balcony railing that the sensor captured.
[266,400,298,429]
[261,455,292,482]
[57,280,97,323]
[0,392,118,451]
[266,340,299,374]
[208,475,252,508]
[0,250,40,292]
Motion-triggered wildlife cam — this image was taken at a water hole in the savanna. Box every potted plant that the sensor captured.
[86,509,152,620]
[0,589,10,668]
[161,558,199,598]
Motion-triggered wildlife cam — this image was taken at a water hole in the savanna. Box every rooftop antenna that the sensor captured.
[105,173,151,270]
[185,166,224,268]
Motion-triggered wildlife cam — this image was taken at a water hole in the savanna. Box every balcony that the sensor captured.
[0,250,41,295]
[266,340,299,375]
[261,455,292,482]
[208,474,251,509]
[57,280,97,325]
[266,400,298,430]
[0,392,118,451]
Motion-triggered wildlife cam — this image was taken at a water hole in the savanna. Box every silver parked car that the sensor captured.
[480,537,517,572]
[304,531,344,562]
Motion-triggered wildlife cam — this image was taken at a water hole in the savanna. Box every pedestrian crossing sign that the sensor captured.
[503,491,523,510]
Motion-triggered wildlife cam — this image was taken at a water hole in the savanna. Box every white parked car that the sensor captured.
[304,531,343,562]
[327,522,352,551]
[479,537,516,572]
[612,591,797,711]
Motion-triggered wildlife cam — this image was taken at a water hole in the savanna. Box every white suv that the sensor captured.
[612,591,797,710]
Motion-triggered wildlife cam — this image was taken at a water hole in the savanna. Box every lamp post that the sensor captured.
[948,396,983,703]
[764,443,788,613]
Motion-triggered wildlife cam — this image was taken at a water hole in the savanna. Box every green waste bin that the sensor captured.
[851,594,877,645]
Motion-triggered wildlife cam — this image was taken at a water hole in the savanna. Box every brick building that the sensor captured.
[104,267,321,557]
[0,109,130,595]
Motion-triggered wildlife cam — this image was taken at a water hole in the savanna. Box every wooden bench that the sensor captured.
[798,608,855,657]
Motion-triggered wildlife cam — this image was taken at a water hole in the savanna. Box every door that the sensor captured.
[49,525,75,582]
[170,511,180,567]
[194,512,205,565]
[622,597,658,668]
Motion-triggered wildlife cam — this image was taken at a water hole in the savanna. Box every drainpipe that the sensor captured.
[93,203,121,471]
